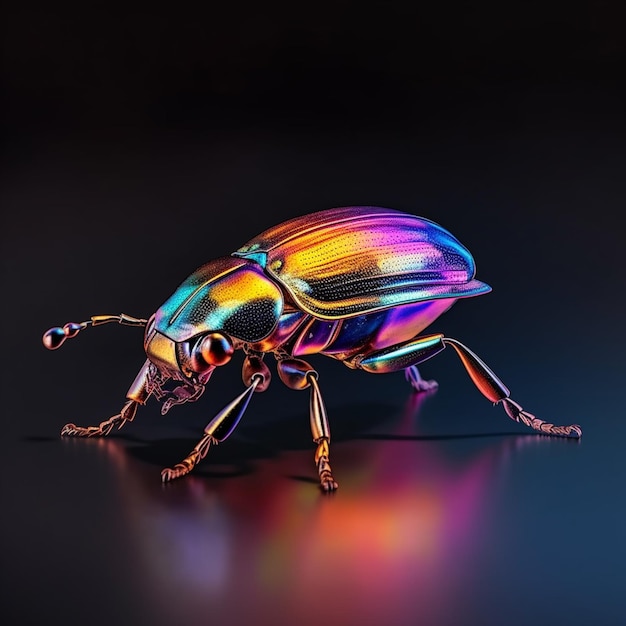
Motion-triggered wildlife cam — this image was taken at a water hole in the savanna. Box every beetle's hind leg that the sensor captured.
[405,365,438,393]
[352,334,581,438]
[442,338,582,437]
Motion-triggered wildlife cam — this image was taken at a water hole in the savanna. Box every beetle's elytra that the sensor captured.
[43,206,581,491]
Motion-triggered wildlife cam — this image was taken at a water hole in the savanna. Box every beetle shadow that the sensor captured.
[118,395,546,481]
[124,436,273,479]
[103,400,404,478]
[25,395,571,486]
[22,435,58,443]
[19,401,399,481]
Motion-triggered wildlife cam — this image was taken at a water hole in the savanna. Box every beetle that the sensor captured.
[43,206,581,491]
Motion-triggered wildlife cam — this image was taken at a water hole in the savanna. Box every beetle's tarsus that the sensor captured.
[60,400,137,438]
[314,439,338,492]
[501,398,582,438]
[161,455,198,483]
[61,421,117,437]
[161,435,214,483]
[161,465,190,483]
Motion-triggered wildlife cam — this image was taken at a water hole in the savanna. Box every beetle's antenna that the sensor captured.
[42,313,147,350]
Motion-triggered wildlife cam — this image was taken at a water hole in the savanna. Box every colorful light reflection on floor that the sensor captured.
[89,393,539,626]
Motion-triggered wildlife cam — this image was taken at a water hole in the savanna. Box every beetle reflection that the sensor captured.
[84,393,543,626]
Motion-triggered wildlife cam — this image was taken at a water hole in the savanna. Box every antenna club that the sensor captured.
[43,327,67,350]
[42,322,88,350]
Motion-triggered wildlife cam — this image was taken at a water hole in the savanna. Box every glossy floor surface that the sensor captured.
[3,321,625,626]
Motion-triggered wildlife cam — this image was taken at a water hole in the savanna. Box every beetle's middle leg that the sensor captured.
[351,333,582,438]
[277,358,338,492]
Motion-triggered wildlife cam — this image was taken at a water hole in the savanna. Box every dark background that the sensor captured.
[2,2,625,625]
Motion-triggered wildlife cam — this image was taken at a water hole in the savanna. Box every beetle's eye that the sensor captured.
[196,332,234,367]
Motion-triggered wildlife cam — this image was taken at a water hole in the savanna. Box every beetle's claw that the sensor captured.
[161,466,190,482]
[61,423,102,437]
[161,454,200,483]
[410,378,439,393]
[61,421,116,437]
[317,452,338,493]
[161,468,179,483]
[570,424,583,438]
[320,477,339,493]
[61,423,76,436]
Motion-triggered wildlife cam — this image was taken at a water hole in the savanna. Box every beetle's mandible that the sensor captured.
[43,206,581,491]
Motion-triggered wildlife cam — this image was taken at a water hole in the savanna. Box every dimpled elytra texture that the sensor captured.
[234,206,491,319]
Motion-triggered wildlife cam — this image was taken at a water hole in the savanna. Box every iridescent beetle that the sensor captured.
[43,207,581,491]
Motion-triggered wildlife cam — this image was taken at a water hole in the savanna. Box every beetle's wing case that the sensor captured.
[234,206,490,320]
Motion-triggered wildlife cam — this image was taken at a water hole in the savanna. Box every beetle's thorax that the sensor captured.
[153,256,284,344]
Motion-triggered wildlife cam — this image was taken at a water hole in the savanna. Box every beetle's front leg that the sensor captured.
[161,359,270,482]
[61,360,152,437]
[277,359,338,492]
[61,400,139,437]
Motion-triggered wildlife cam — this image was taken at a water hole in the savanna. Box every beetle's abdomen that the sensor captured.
[235,206,490,319]
[289,298,457,358]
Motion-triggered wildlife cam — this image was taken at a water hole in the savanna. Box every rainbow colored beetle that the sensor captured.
[43,207,581,491]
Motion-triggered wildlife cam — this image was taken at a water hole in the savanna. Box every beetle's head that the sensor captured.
[143,314,237,383]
